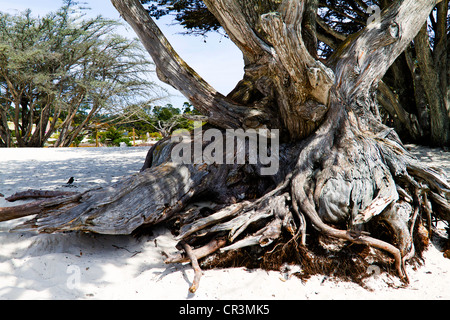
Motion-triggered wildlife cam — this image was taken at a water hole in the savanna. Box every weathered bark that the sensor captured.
[5,190,79,202]
[317,0,450,147]
[377,81,422,140]
[415,24,450,146]
[1,0,450,290]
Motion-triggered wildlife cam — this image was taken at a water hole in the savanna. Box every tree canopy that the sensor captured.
[0,0,166,147]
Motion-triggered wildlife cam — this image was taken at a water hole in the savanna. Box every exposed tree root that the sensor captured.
[165,237,227,264]
[161,97,448,285]
[1,105,448,289]
[178,240,203,293]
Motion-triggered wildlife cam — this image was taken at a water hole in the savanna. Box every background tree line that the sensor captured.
[144,0,450,148]
[0,0,167,148]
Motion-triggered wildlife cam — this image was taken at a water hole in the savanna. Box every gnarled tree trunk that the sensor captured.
[1,0,449,290]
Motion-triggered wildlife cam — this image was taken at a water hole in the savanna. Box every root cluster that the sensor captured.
[1,107,449,293]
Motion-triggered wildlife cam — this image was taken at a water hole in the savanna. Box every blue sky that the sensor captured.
[0,0,244,108]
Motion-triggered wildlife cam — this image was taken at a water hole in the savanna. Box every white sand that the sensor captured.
[1,146,449,300]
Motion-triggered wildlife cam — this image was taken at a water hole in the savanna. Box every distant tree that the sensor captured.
[0,0,165,147]
[118,102,200,138]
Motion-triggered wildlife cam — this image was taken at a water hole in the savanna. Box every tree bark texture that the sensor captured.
[318,0,450,147]
[1,0,449,288]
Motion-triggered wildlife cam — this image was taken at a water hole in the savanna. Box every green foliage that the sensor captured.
[105,127,123,142]
[141,0,221,36]
[98,126,131,147]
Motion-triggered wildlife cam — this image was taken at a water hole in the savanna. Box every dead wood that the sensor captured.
[179,240,203,293]
[6,190,79,202]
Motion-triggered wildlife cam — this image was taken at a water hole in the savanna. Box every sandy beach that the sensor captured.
[1,146,449,300]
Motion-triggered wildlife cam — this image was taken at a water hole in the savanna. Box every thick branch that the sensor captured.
[165,237,227,264]
[111,0,264,129]
[5,190,78,202]
[0,194,82,223]
[331,0,440,100]
[258,0,335,139]
[179,241,203,293]
[377,81,422,140]
[0,200,47,222]
[316,15,346,43]
[301,0,319,59]
[202,0,271,63]
[268,0,335,103]
[8,163,208,234]
[434,0,448,98]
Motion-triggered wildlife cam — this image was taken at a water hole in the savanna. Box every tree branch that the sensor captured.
[330,0,440,100]
[257,0,335,139]
[377,81,422,140]
[262,0,335,105]
[302,0,319,59]
[5,190,79,202]
[179,240,203,293]
[111,0,264,129]
[319,0,366,26]
[201,0,272,63]
[316,15,347,43]
[433,0,449,108]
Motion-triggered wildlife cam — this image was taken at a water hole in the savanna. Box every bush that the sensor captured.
[113,137,132,147]
[98,127,131,146]
[149,132,162,139]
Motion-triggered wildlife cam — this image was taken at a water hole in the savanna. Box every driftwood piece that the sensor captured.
[0,200,48,222]
[179,241,203,293]
[0,193,83,223]
[6,190,79,202]
[165,237,227,264]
